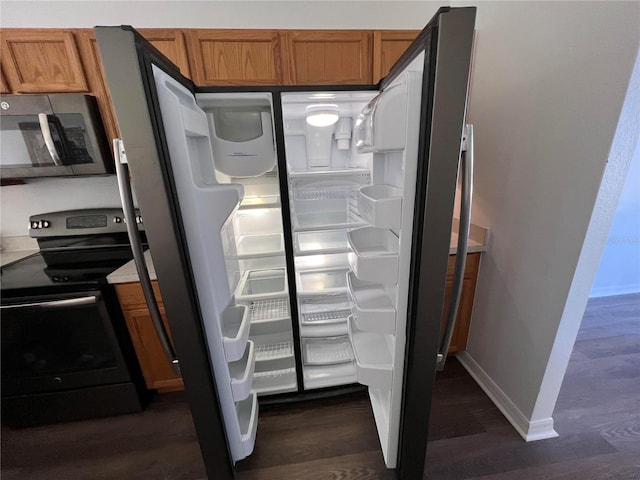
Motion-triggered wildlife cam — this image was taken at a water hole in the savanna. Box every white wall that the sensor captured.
[0,1,442,29]
[456,0,640,440]
[590,142,640,297]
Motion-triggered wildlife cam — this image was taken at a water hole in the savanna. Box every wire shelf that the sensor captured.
[255,342,294,361]
[249,298,290,322]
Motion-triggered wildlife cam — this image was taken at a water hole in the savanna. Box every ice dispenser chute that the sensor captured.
[353,82,407,153]
[209,106,276,177]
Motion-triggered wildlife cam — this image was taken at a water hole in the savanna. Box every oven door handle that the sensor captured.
[1,295,100,310]
[114,138,181,377]
[38,113,63,166]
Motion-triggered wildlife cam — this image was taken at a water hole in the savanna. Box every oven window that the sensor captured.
[1,300,119,379]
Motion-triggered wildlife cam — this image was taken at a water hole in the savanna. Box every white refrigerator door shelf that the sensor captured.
[347,227,399,284]
[347,272,396,334]
[236,392,259,458]
[228,340,256,402]
[221,304,251,362]
[358,185,403,230]
[348,315,393,390]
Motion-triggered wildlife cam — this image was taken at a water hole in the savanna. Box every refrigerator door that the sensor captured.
[95,27,236,479]
[388,7,476,479]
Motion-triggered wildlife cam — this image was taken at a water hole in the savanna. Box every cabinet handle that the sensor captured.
[437,124,474,371]
[114,138,181,377]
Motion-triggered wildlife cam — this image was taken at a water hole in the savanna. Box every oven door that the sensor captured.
[1,291,132,396]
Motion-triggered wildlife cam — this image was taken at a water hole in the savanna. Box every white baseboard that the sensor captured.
[456,351,559,442]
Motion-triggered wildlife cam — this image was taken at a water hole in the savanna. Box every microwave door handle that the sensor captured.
[113,138,181,377]
[38,113,63,166]
[437,124,474,371]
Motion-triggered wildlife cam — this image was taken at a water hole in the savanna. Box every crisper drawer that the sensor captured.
[302,336,354,366]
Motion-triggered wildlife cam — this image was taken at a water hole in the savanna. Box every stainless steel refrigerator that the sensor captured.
[96,6,475,479]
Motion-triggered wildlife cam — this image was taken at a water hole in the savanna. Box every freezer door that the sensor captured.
[95,27,236,479]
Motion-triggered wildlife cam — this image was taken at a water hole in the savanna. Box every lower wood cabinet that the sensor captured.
[442,252,481,354]
[115,281,184,392]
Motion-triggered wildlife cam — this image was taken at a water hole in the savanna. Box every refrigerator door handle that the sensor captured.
[113,138,181,377]
[436,124,474,371]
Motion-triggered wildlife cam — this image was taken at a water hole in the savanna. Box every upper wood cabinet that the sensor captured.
[185,29,283,85]
[0,68,9,93]
[1,30,89,93]
[282,31,372,85]
[373,30,420,83]
[74,29,120,143]
[139,29,191,79]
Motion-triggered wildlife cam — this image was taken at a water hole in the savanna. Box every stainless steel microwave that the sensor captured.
[0,94,112,179]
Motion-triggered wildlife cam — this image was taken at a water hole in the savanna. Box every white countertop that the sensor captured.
[107,250,156,284]
[0,249,39,267]
[107,224,489,285]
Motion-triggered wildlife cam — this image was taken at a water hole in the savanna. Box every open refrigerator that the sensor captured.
[96,6,476,479]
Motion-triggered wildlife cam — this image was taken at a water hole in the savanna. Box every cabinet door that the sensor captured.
[123,306,184,391]
[186,29,283,85]
[139,29,191,79]
[441,253,481,354]
[1,30,89,93]
[282,30,372,85]
[74,29,120,144]
[0,68,10,93]
[373,30,420,83]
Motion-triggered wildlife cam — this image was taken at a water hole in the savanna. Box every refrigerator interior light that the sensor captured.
[305,104,339,127]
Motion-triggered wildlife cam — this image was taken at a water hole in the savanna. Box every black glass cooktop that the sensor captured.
[1,247,134,295]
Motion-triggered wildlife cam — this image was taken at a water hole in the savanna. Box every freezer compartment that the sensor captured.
[228,340,256,402]
[303,362,357,390]
[347,227,399,284]
[348,315,392,390]
[235,392,259,458]
[346,272,396,335]
[236,233,284,258]
[296,267,349,295]
[221,304,251,362]
[299,294,352,326]
[294,230,350,256]
[235,268,287,302]
[358,185,402,230]
[302,335,354,365]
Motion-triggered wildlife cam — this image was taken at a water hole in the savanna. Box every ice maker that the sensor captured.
[210,107,276,177]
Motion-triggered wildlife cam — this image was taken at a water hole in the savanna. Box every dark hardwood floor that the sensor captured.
[2,293,638,479]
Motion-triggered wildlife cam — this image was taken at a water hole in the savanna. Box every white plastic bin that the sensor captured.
[221,304,251,362]
[228,340,255,401]
[347,272,396,335]
[348,315,392,390]
[347,227,399,284]
[358,185,402,230]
